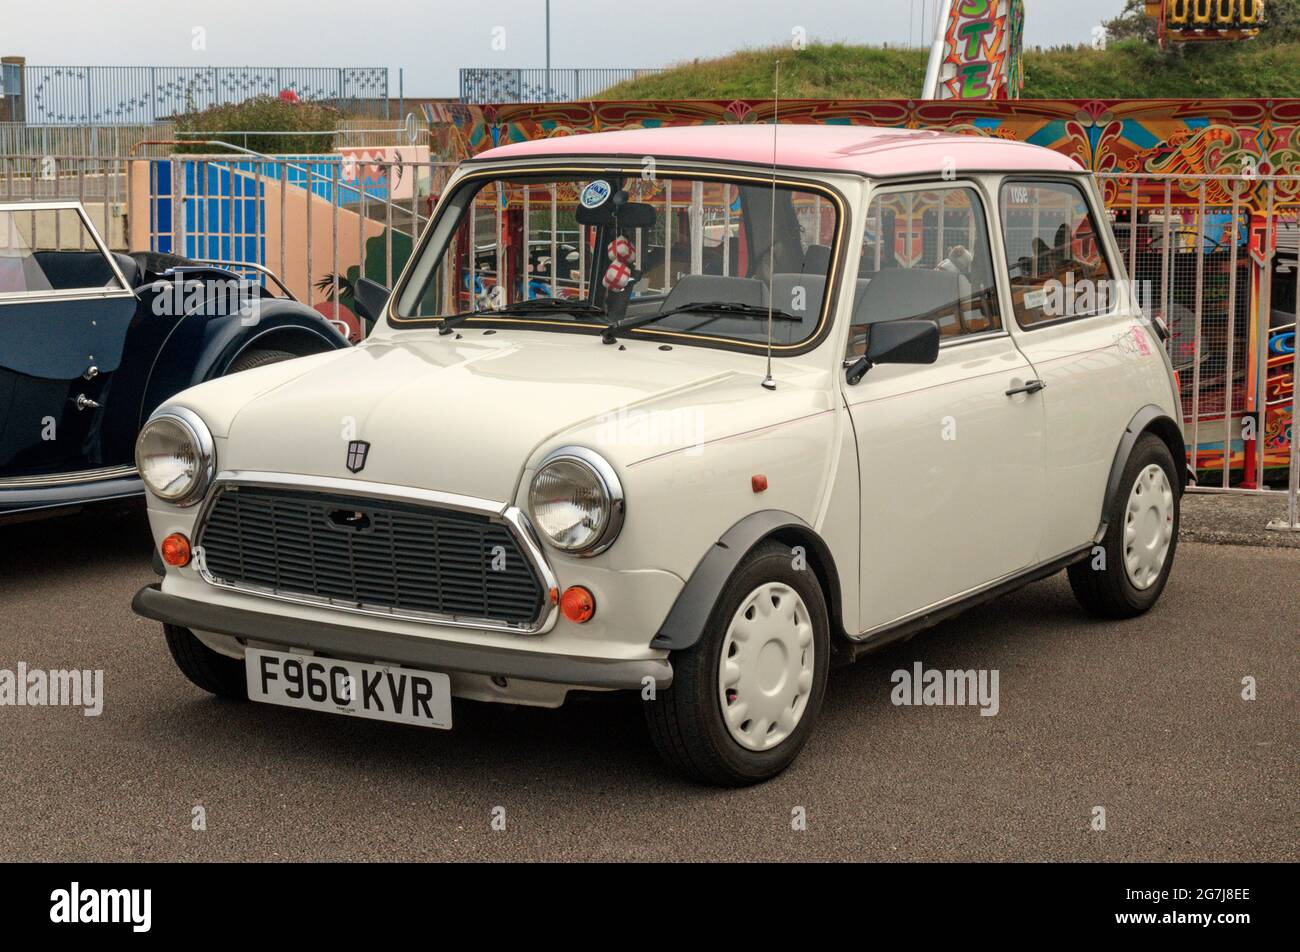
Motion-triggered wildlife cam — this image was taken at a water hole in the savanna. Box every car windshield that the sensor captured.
[391,170,841,350]
[0,206,120,295]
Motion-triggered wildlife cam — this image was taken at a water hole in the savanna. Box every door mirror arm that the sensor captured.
[845,356,873,386]
[353,278,392,326]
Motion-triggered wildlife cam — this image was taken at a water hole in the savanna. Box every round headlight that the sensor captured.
[529,447,624,556]
[135,408,215,506]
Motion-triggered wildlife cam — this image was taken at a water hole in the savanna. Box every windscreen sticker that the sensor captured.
[580,180,612,209]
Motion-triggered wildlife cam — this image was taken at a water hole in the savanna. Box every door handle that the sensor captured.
[1005,379,1046,397]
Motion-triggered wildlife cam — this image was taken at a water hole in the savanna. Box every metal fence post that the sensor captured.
[1224,186,1241,489]
[1256,182,1276,491]
[1190,182,1206,475]
[1268,221,1300,532]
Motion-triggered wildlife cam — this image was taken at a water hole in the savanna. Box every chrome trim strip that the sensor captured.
[186,258,297,301]
[191,471,560,635]
[205,470,506,515]
[0,464,137,489]
[0,287,137,306]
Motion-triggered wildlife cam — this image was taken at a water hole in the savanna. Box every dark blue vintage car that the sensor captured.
[0,201,349,522]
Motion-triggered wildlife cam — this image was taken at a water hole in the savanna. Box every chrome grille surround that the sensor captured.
[191,471,558,634]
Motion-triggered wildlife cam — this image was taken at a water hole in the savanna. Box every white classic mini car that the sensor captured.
[132,126,1186,785]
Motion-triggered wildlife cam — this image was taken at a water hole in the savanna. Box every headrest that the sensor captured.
[661,274,767,310]
[851,268,960,326]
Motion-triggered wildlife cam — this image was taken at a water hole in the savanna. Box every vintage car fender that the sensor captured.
[138,294,347,430]
[649,509,847,651]
[1094,403,1189,543]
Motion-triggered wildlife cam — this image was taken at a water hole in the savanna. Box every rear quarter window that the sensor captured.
[1000,181,1115,328]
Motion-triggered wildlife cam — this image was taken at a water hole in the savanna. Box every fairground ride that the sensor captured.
[922,1,1266,101]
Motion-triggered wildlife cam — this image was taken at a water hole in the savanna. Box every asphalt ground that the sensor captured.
[1181,490,1300,549]
[0,504,1295,861]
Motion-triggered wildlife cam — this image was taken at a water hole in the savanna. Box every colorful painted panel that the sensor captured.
[439,98,1300,211]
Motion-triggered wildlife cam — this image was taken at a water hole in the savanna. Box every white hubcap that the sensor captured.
[1124,463,1174,590]
[718,582,815,752]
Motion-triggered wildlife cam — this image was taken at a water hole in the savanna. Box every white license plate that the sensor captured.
[245,648,452,730]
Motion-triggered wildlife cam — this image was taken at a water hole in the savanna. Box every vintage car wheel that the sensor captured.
[226,348,298,375]
[1067,433,1180,619]
[644,541,829,786]
[164,624,248,700]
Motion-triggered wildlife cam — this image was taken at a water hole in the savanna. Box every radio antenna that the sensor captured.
[761,59,780,392]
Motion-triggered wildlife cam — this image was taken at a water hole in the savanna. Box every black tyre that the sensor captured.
[225,348,297,375]
[163,624,247,699]
[1068,433,1181,619]
[644,541,830,786]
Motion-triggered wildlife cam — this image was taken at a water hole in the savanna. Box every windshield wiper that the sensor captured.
[438,298,606,335]
[495,298,607,316]
[600,301,801,344]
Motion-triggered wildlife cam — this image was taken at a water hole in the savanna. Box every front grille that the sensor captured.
[196,486,546,627]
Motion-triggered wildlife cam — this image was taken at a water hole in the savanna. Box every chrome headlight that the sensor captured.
[528,446,624,556]
[135,407,215,507]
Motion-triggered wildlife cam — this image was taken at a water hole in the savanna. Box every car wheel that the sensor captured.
[225,348,297,375]
[644,540,830,786]
[163,624,247,699]
[1067,433,1180,619]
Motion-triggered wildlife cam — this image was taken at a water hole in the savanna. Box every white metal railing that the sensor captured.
[1098,171,1299,529]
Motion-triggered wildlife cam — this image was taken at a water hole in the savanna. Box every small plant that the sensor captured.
[173,94,340,155]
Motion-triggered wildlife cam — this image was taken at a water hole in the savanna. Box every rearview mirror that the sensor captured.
[576,200,657,228]
[353,278,391,324]
[845,320,940,385]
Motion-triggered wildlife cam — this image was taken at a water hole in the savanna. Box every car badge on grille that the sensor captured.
[345,440,371,473]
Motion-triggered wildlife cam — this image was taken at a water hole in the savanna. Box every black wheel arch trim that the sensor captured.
[213,317,346,379]
[1096,404,1187,542]
[651,510,846,651]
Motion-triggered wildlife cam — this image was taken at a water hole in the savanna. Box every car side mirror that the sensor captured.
[353,278,391,324]
[845,320,940,385]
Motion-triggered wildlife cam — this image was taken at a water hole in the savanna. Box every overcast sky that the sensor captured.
[7,0,1129,97]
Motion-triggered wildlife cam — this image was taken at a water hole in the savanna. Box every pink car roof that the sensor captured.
[475,124,1085,177]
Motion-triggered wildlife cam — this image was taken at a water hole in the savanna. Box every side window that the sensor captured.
[847,186,1002,358]
[1000,180,1115,328]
